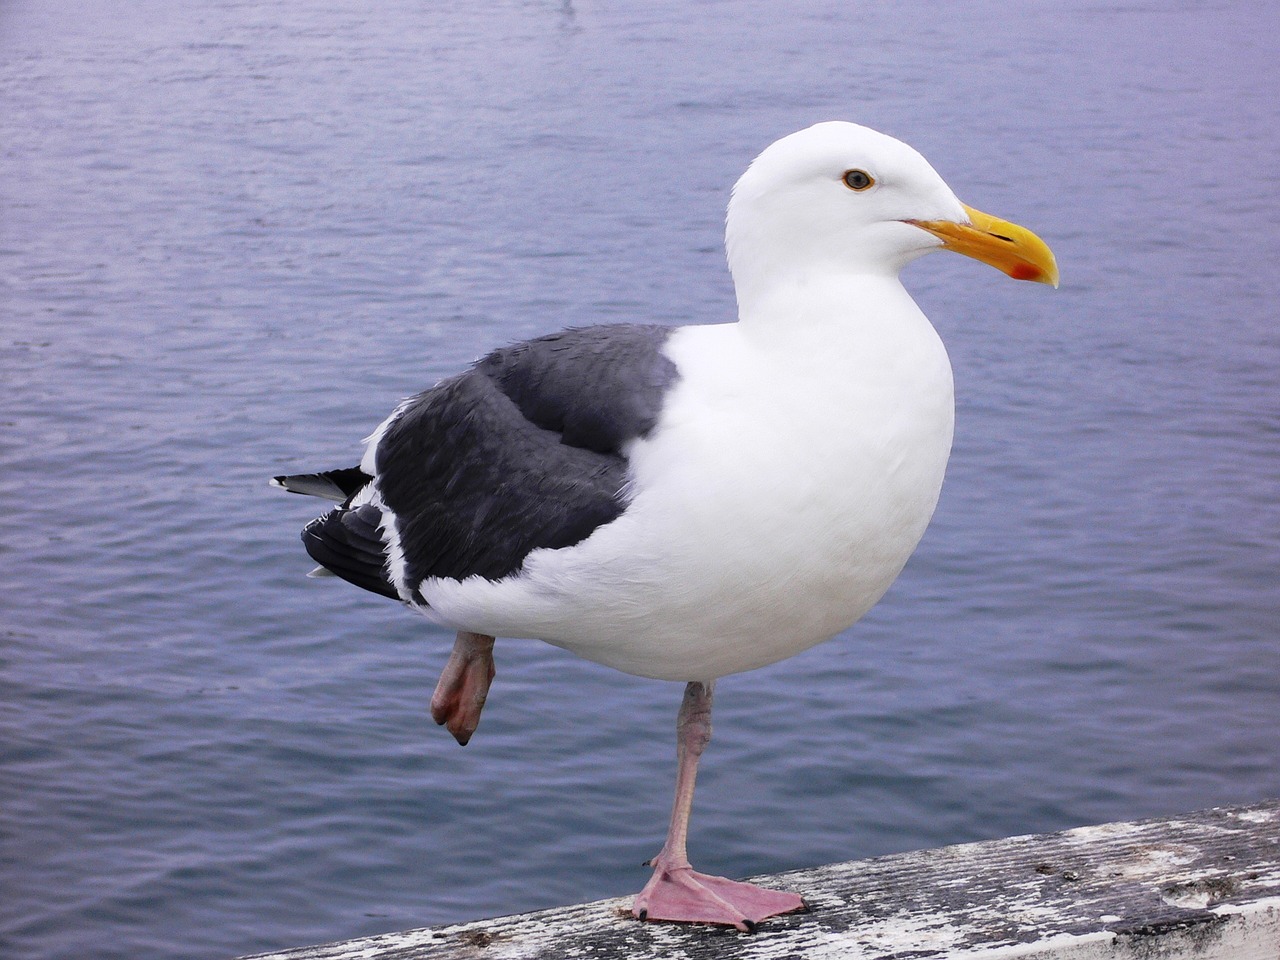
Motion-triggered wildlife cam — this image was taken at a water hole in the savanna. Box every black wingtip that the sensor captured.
[272,467,372,503]
[301,507,398,600]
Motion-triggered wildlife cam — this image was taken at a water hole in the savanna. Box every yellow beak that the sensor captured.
[911,204,1059,287]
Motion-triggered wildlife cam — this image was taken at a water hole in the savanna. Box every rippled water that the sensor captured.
[2,2,1278,958]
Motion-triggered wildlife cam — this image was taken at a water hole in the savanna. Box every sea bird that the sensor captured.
[273,121,1058,930]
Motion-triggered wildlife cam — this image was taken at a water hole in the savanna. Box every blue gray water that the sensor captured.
[2,1,1278,958]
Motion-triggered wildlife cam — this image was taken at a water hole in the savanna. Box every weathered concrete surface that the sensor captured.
[238,799,1280,959]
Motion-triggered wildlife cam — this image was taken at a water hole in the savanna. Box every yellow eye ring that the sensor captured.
[842,169,875,191]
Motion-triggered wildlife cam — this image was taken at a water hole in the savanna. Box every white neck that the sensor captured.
[732,271,930,362]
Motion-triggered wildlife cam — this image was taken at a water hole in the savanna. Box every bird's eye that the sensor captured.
[842,169,875,191]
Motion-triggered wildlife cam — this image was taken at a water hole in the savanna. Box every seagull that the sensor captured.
[272,121,1058,931]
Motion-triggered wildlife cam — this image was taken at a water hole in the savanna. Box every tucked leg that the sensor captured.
[632,680,806,931]
[430,631,495,746]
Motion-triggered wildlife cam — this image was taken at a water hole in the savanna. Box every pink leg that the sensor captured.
[632,681,806,931]
[429,631,495,746]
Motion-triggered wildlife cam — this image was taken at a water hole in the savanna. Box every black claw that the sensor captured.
[638,909,648,921]
[742,919,758,933]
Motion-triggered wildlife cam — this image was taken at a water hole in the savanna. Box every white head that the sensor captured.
[725,122,1057,314]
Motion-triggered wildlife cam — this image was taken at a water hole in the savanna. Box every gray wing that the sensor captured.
[300,324,679,601]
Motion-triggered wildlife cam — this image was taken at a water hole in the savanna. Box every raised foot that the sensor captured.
[429,632,495,746]
[632,865,806,932]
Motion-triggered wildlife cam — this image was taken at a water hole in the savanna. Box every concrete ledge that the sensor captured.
[239,798,1280,959]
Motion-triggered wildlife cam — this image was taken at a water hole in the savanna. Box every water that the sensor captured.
[2,1,1278,957]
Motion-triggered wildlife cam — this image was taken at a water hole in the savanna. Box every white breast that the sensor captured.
[420,279,954,681]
